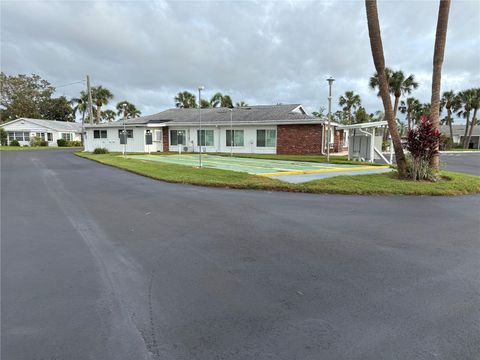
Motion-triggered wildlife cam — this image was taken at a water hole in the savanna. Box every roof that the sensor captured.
[338,121,387,129]
[85,104,325,128]
[1,118,82,132]
[440,125,480,136]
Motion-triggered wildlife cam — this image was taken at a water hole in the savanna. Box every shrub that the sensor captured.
[9,139,20,146]
[68,140,82,147]
[0,128,7,146]
[30,136,43,147]
[406,116,441,181]
[93,147,109,154]
[57,138,68,147]
[39,140,48,147]
[439,135,453,150]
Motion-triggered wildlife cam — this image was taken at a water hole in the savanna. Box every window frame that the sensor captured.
[118,129,133,139]
[197,129,214,147]
[256,129,276,148]
[226,129,244,147]
[170,129,187,146]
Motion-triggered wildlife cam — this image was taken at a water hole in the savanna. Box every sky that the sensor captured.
[1,0,479,120]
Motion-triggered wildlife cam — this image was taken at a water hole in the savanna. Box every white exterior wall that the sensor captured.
[84,126,165,153]
[2,121,81,147]
[168,125,277,154]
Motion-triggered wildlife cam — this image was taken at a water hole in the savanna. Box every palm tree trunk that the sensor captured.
[430,0,451,169]
[447,110,453,141]
[463,112,470,148]
[465,108,477,149]
[96,106,101,124]
[365,0,407,177]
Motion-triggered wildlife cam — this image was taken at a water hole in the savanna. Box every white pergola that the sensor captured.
[339,121,393,164]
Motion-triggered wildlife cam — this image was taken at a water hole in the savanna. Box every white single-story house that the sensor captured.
[440,125,480,149]
[84,104,344,155]
[0,118,82,146]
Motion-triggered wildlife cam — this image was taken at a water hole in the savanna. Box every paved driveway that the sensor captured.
[2,149,479,360]
[441,152,480,175]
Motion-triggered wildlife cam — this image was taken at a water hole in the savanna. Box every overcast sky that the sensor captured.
[1,0,479,120]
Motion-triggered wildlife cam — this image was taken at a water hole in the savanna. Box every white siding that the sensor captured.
[84,127,164,153]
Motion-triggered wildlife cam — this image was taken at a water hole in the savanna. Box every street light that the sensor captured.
[229,108,233,157]
[198,86,204,167]
[122,103,127,156]
[326,76,335,162]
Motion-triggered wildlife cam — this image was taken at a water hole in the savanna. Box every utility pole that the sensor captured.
[86,75,94,124]
[327,76,335,162]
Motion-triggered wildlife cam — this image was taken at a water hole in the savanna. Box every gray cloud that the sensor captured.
[1,0,479,120]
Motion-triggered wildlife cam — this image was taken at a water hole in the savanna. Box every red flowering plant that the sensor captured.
[406,116,441,180]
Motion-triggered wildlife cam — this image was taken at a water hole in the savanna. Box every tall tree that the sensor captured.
[312,106,326,118]
[338,91,362,124]
[365,0,407,177]
[465,88,480,148]
[40,96,74,121]
[70,91,93,125]
[354,106,373,124]
[200,99,211,108]
[91,86,114,124]
[101,109,117,122]
[0,73,55,122]
[430,0,451,169]
[399,97,421,131]
[236,101,248,107]
[116,101,141,119]
[221,95,233,108]
[440,90,459,141]
[457,89,475,148]
[174,91,196,108]
[210,92,223,108]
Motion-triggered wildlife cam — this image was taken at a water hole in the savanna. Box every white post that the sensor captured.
[230,109,233,157]
[198,86,204,167]
[326,77,335,161]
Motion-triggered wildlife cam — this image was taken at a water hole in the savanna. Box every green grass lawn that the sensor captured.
[76,152,480,196]
[0,146,83,151]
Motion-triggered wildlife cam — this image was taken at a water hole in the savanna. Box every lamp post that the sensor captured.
[326,76,335,162]
[229,108,233,157]
[122,103,127,156]
[198,86,204,167]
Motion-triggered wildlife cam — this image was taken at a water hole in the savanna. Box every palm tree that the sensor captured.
[399,97,421,131]
[465,88,480,149]
[457,89,475,148]
[91,86,114,124]
[312,106,326,118]
[369,68,418,120]
[236,101,248,107]
[430,0,451,169]
[365,0,407,177]
[101,109,117,122]
[116,101,141,119]
[338,91,361,124]
[200,99,211,108]
[440,91,459,141]
[210,92,223,108]
[174,91,197,108]
[221,95,233,108]
[70,91,93,124]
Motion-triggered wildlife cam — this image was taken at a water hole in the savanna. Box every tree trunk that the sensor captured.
[465,108,477,149]
[365,0,407,177]
[96,106,101,124]
[447,109,453,141]
[463,112,470,148]
[430,0,451,169]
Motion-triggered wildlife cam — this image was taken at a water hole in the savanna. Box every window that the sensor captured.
[8,132,14,141]
[226,130,244,147]
[61,133,72,141]
[155,130,162,142]
[197,129,214,146]
[170,130,186,146]
[118,129,133,138]
[10,132,30,141]
[257,129,276,147]
[47,133,53,141]
[93,130,107,139]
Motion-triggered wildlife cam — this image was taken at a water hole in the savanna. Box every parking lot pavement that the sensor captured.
[2,149,480,360]
[440,152,480,175]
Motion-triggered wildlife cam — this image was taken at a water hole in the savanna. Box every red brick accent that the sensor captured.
[277,124,323,155]
[163,126,169,152]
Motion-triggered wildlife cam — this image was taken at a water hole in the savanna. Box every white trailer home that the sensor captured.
[84,104,343,155]
[1,118,82,146]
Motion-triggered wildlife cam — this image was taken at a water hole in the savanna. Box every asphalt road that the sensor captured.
[441,152,480,175]
[2,149,479,360]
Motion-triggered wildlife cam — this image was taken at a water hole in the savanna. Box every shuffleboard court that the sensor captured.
[126,154,391,182]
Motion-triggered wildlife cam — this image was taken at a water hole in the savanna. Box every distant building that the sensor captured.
[84,104,344,155]
[1,118,82,146]
[440,125,480,149]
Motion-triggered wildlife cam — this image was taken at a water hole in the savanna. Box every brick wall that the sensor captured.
[277,124,323,155]
[163,126,169,152]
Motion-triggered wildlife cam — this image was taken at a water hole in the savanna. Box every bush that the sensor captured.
[57,138,68,147]
[439,135,453,150]
[9,139,20,146]
[0,128,7,146]
[39,140,48,147]
[68,140,82,147]
[93,147,109,154]
[406,116,441,181]
[30,136,43,147]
